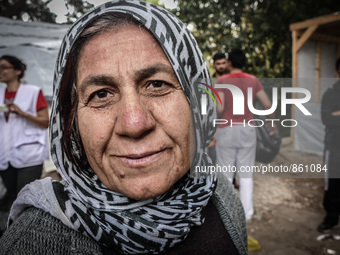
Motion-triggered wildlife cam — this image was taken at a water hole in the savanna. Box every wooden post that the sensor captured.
[315,41,321,103]
[337,44,340,78]
[292,30,298,80]
[296,25,318,52]
[289,13,340,149]
[291,30,298,143]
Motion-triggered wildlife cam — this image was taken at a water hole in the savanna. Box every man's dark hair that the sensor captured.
[213,52,226,62]
[336,57,340,70]
[228,48,246,69]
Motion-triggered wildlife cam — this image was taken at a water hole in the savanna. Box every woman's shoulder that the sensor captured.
[211,172,248,255]
[0,207,103,255]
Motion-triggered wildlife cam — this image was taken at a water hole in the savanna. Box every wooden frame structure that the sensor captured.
[289,13,340,148]
[290,12,340,103]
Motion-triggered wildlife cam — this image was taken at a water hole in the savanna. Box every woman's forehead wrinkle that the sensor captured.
[133,64,176,81]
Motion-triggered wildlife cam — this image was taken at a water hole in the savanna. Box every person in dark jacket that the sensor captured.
[318,57,340,232]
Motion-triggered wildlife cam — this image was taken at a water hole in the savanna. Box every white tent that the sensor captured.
[0,16,70,99]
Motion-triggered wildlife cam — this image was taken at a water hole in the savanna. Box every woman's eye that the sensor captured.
[147,81,168,89]
[95,90,109,98]
[87,89,114,105]
[144,80,174,97]
[91,89,111,99]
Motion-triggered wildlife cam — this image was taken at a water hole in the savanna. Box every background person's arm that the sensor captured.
[216,91,225,118]
[6,102,49,128]
[256,90,276,135]
[331,110,340,116]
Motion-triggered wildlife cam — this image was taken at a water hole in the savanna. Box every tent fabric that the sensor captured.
[295,102,325,155]
[0,16,69,99]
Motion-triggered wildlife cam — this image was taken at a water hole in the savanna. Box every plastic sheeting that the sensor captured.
[295,102,325,155]
[0,16,69,99]
[294,39,338,155]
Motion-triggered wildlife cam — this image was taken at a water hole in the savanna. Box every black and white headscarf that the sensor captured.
[10,1,218,254]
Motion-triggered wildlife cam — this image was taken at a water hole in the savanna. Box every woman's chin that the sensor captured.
[109,174,181,200]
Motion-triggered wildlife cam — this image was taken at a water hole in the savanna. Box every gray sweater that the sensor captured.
[0,173,247,255]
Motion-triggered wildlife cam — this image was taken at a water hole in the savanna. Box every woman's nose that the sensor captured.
[114,95,156,139]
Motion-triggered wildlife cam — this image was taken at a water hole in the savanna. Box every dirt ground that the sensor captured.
[247,139,340,255]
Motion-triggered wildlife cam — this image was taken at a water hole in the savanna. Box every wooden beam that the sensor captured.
[296,25,318,52]
[290,12,340,31]
[315,42,321,104]
[309,33,340,44]
[295,31,340,44]
[291,30,298,145]
[292,30,298,79]
[337,44,340,78]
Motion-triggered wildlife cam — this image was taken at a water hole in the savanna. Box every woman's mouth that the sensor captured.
[115,148,169,168]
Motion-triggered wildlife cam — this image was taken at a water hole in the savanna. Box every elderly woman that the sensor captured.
[0,1,247,254]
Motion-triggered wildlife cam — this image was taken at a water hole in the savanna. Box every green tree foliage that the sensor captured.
[0,0,93,23]
[173,0,340,78]
[144,0,165,8]
[63,0,164,23]
[63,0,165,23]
[0,0,56,23]
[64,0,94,23]
[0,0,165,24]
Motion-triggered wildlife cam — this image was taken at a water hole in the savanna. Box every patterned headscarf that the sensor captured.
[10,1,217,254]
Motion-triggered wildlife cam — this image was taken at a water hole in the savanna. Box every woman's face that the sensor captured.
[0,59,20,84]
[76,24,194,200]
